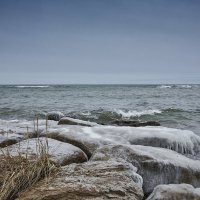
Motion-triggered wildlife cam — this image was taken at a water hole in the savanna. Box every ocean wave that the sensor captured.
[164,108,185,113]
[159,85,172,89]
[15,85,49,88]
[114,109,162,118]
[158,85,192,89]
[178,85,192,89]
[80,111,92,116]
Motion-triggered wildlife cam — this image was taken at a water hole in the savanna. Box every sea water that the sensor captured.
[0,84,199,135]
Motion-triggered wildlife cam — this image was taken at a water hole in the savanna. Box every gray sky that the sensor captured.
[0,0,200,84]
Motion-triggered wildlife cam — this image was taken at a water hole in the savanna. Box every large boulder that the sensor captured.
[58,117,99,127]
[46,126,112,158]
[0,137,88,166]
[45,125,200,159]
[17,160,144,200]
[91,144,200,195]
[147,184,200,200]
[74,126,200,158]
[2,119,200,158]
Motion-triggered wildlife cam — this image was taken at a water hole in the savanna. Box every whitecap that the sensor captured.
[159,85,172,89]
[179,85,192,89]
[81,111,91,116]
[114,109,162,118]
[15,85,49,88]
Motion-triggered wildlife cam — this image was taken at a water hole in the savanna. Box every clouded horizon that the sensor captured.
[0,0,200,84]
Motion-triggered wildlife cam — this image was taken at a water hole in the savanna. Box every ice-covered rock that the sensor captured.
[125,126,200,157]
[58,117,99,126]
[46,126,112,158]
[91,144,200,195]
[45,125,200,158]
[0,137,88,166]
[1,119,200,158]
[47,111,64,121]
[17,160,144,200]
[75,126,200,158]
[0,119,58,135]
[147,184,200,200]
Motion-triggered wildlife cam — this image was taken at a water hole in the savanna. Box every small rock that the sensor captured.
[47,111,64,121]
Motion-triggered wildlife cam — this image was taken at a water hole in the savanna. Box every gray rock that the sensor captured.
[2,119,200,158]
[108,120,160,127]
[147,184,200,200]
[58,117,99,126]
[46,126,111,158]
[91,144,200,195]
[47,111,64,121]
[17,160,144,200]
[76,126,200,157]
[0,133,23,147]
[45,125,200,159]
[0,137,88,166]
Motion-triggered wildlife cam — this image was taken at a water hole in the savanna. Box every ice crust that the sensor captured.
[1,119,200,158]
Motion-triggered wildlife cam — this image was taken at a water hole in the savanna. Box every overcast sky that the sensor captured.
[0,0,200,84]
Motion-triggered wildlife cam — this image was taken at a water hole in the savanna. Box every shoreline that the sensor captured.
[1,117,200,199]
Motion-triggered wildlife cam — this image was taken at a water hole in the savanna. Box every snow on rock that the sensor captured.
[91,144,200,195]
[147,184,200,200]
[0,137,88,166]
[17,159,144,200]
[58,116,99,126]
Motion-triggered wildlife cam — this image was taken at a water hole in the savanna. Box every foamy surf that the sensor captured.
[158,85,192,89]
[15,85,49,88]
[114,109,162,118]
[159,85,172,89]
[179,85,192,88]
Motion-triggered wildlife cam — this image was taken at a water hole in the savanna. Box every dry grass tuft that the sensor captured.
[0,117,58,200]
[0,141,58,200]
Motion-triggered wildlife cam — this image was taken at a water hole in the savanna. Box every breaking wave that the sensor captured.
[114,109,162,118]
[178,85,192,89]
[158,85,192,89]
[15,85,49,88]
[159,85,172,89]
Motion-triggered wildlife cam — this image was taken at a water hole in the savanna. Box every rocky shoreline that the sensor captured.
[0,114,200,199]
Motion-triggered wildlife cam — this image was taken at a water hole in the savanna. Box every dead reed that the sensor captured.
[0,116,58,200]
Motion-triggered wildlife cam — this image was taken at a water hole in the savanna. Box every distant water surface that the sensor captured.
[0,84,200,135]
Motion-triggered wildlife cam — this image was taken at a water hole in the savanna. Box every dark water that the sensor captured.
[0,84,200,135]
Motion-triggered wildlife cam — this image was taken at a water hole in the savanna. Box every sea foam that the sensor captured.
[159,85,172,89]
[15,85,49,88]
[114,109,162,118]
